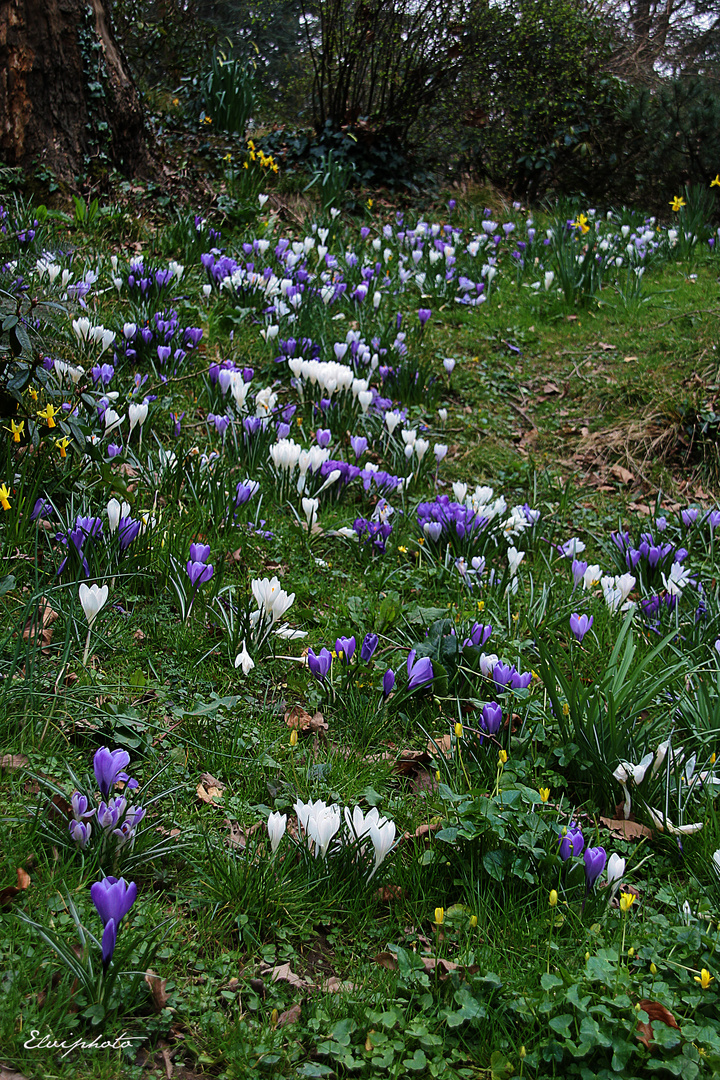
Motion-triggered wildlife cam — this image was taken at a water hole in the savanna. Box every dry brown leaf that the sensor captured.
[0,754,28,772]
[375,951,465,981]
[200,772,225,790]
[0,1066,29,1080]
[599,816,654,840]
[610,464,635,485]
[543,382,562,395]
[21,598,58,650]
[377,885,404,902]
[428,733,452,757]
[322,977,357,993]
[161,1046,173,1080]
[196,783,223,804]
[228,548,243,563]
[285,705,328,736]
[277,1002,303,1026]
[133,629,146,643]
[598,341,616,350]
[623,355,638,362]
[0,867,31,908]
[260,962,314,990]
[145,971,169,1012]
[635,999,680,1048]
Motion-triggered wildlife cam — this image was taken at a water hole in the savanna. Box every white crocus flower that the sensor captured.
[368,819,396,880]
[234,641,255,675]
[606,853,626,896]
[384,411,402,435]
[507,547,525,576]
[104,408,123,434]
[662,561,691,596]
[128,401,148,435]
[267,812,286,852]
[301,497,319,529]
[107,498,130,534]
[544,271,555,290]
[307,804,341,858]
[647,808,703,835]
[79,583,108,628]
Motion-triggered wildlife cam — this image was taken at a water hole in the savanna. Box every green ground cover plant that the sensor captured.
[0,172,720,1080]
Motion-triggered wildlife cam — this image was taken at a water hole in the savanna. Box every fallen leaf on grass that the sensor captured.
[197,782,224,804]
[375,951,472,981]
[377,885,404,902]
[321,977,357,993]
[145,971,169,1012]
[21,598,58,650]
[610,464,635,485]
[285,705,328,736]
[597,341,616,350]
[635,1000,680,1049]
[277,1002,303,1026]
[259,962,314,990]
[428,734,452,757]
[599,816,654,840]
[0,1066,29,1080]
[0,867,31,908]
[0,754,28,772]
[225,819,263,850]
[542,382,562,396]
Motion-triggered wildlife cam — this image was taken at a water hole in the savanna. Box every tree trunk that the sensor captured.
[0,0,150,182]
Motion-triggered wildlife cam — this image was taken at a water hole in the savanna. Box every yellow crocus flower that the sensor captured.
[454,722,463,738]
[574,213,590,234]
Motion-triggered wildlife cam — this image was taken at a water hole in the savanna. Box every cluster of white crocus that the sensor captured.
[255,387,278,417]
[128,401,149,437]
[107,498,130,533]
[287,357,355,398]
[247,576,305,645]
[268,800,396,877]
[269,439,331,494]
[662,561,692,596]
[36,257,63,283]
[54,359,85,385]
[612,739,713,823]
[601,573,636,613]
[400,428,430,463]
[71,318,115,354]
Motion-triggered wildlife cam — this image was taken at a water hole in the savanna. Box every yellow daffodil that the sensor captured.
[0,483,11,510]
[454,722,463,738]
[499,749,508,765]
[55,436,70,458]
[247,139,255,151]
[562,703,570,717]
[539,787,550,803]
[434,907,444,925]
[223,153,232,163]
[367,198,373,209]
[9,419,24,442]
[619,891,635,912]
[694,968,714,989]
[711,175,720,188]
[37,403,58,428]
[28,387,38,402]
[549,889,558,907]
[574,213,590,234]
[172,97,180,106]
[669,195,686,212]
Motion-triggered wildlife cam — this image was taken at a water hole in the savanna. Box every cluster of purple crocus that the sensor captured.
[491,662,532,691]
[417,497,489,545]
[610,527,687,587]
[558,823,607,889]
[55,509,141,576]
[115,310,202,377]
[319,459,401,495]
[69,747,145,854]
[353,516,392,554]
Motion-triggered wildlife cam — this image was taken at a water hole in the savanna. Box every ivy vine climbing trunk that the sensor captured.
[0,0,150,182]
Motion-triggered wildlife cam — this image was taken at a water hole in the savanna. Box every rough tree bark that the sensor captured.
[0,0,150,181]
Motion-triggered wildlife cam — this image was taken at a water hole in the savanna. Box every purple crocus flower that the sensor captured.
[69,819,92,849]
[31,498,52,521]
[480,701,502,736]
[407,649,433,691]
[558,824,585,860]
[90,876,137,969]
[350,435,368,459]
[316,429,331,448]
[307,647,332,681]
[569,613,593,642]
[584,846,607,887]
[118,517,141,551]
[383,668,395,698]
[335,636,356,664]
[71,792,95,822]
[93,747,131,800]
[418,309,432,329]
[187,560,214,588]
[361,633,378,662]
[571,559,588,590]
[189,543,211,564]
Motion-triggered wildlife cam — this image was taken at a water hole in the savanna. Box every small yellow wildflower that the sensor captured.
[477,600,485,612]
[434,907,444,925]
[499,749,508,765]
[271,1008,279,1024]
[574,213,590,234]
[289,729,298,747]
[549,890,558,907]
[650,962,657,975]
[435,769,441,782]
[28,387,38,402]
[469,915,478,928]
[585,951,590,961]
[628,947,635,957]
[454,722,463,738]
[694,969,714,989]
[562,703,570,717]
[669,195,686,212]
[0,483,11,510]
[539,787,550,803]
[9,419,24,442]
[37,403,58,428]
[398,545,408,554]
[223,153,232,163]
[172,97,180,106]
[511,612,519,623]
[367,198,373,209]
[710,752,716,765]
[55,436,70,458]
[711,175,720,188]
[247,139,256,151]
[619,892,635,913]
